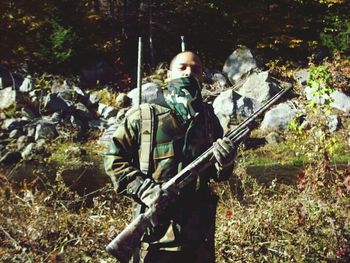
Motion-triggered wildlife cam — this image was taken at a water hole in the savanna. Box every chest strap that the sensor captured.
[139,104,154,175]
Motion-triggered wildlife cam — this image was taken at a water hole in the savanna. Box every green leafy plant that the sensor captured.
[320,15,350,54]
[37,19,80,70]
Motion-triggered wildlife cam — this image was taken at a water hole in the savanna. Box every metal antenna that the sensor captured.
[137,37,143,107]
[181,35,186,52]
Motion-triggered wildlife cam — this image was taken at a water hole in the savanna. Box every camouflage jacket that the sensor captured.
[104,93,232,250]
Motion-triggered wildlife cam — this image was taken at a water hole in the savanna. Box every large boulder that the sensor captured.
[0,87,16,109]
[330,90,350,112]
[222,46,257,85]
[260,102,297,131]
[236,71,281,102]
[213,89,261,131]
[127,82,161,106]
[35,121,58,141]
[43,93,72,113]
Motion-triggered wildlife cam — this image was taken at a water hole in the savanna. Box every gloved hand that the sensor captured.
[136,178,162,208]
[213,137,236,169]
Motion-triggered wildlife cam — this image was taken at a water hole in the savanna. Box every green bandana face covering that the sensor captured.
[163,76,202,123]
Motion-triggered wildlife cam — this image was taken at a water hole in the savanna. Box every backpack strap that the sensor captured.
[139,104,155,175]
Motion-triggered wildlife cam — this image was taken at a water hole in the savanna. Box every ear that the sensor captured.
[165,70,172,82]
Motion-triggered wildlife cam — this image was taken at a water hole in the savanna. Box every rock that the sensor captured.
[70,115,85,134]
[212,73,228,87]
[2,118,28,131]
[293,69,309,86]
[213,89,261,131]
[0,151,22,165]
[21,107,36,119]
[127,82,161,106]
[327,115,339,132]
[89,91,100,105]
[0,87,16,109]
[236,71,281,102]
[222,46,257,85]
[9,129,22,139]
[16,135,28,150]
[35,122,58,141]
[260,102,297,131]
[98,103,118,119]
[115,93,131,109]
[43,93,72,113]
[51,80,73,100]
[89,119,108,131]
[265,132,284,144]
[75,102,95,121]
[330,90,350,112]
[21,143,36,159]
[18,75,33,92]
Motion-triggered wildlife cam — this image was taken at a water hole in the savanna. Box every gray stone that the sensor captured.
[2,118,28,131]
[35,122,58,141]
[51,80,73,100]
[127,82,161,106]
[212,73,228,87]
[43,93,71,113]
[115,93,131,109]
[98,103,118,119]
[236,71,281,102]
[75,102,95,121]
[222,46,257,85]
[260,102,297,131]
[19,75,33,92]
[89,92,100,105]
[0,87,16,109]
[21,142,36,159]
[265,132,284,144]
[16,135,28,150]
[293,69,309,86]
[21,107,36,119]
[327,115,339,132]
[89,119,108,131]
[330,90,350,112]
[9,129,22,139]
[213,89,261,131]
[102,106,118,119]
[26,126,36,138]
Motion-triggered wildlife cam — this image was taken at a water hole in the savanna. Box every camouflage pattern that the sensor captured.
[104,77,232,257]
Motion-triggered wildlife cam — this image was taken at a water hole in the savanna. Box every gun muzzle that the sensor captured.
[106,213,151,262]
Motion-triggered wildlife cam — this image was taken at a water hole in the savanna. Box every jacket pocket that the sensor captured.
[152,141,176,181]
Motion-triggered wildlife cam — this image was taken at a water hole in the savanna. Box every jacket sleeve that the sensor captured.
[103,109,145,200]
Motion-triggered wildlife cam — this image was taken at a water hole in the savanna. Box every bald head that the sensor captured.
[168,51,203,81]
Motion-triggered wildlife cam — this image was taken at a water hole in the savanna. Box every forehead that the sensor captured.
[172,52,202,67]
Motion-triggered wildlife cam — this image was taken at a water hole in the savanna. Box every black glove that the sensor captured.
[136,178,162,208]
[213,137,236,169]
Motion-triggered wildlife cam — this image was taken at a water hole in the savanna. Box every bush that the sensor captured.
[320,15,350,55]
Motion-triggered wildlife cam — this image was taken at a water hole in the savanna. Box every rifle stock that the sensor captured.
[106,86,292,261]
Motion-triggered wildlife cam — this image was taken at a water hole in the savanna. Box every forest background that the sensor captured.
[1,0,349,77]
[1,0,350,262]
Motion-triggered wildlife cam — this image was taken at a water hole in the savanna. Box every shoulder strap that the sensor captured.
[139,104,154,175]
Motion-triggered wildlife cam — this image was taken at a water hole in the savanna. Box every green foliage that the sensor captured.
[37,19,80,69]
[320,14,350,54]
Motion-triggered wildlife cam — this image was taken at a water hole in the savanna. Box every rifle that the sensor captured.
[106,86,292,262]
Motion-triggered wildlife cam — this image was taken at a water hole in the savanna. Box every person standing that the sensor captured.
[104,51,236,263]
